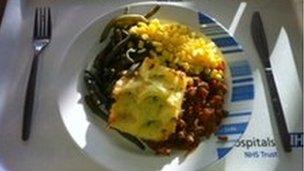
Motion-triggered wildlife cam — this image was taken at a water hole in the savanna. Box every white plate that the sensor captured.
[56,2,255,171]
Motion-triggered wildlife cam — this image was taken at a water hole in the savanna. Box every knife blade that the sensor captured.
[251,11,292,152]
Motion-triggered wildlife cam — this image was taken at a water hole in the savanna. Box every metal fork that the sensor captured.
[22,7,52,141]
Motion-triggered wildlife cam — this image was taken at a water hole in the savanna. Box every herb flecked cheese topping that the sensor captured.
[109,58,190,141]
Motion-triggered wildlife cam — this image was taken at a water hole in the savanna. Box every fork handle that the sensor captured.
[22,53,39,141]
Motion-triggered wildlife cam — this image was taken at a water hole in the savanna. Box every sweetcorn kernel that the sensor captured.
[215,73,223,80]
[152,41,162,47]
[129,19,224,73]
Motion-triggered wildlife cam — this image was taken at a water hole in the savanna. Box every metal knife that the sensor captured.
[251,11,292,152]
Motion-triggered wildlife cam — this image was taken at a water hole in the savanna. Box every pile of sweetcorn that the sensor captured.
[129,19,225,80]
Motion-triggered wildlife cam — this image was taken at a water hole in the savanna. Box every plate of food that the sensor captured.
[56,2,255,171]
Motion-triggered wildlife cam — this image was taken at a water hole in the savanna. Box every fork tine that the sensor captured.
[44,7,48,38]
[38,7,43,38]
[47,7,51,38]
[41,7,46,38]
[42,7,46,37]
[34,7,51,39]
[33,8,38,38]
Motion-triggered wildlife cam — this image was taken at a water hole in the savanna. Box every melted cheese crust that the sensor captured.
[109,58,189,141]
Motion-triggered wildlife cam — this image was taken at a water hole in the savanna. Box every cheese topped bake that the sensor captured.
[109,58,190,141]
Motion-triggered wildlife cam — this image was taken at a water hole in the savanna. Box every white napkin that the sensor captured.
[205,27,303,171]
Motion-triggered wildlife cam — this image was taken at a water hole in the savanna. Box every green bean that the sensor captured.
[102,34,131,68]
[84,70,105,95]
[93,39,114,70]
[100,14,148,43]
[84,71,110,116]
[116,130,146,150]
[104,79,117,96]
[144,5,161,18]
[123,6,129,14]
[84,95,108,121]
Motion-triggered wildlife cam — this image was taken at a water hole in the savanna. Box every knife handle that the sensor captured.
[265,69,292,152]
